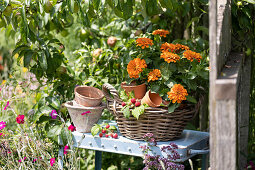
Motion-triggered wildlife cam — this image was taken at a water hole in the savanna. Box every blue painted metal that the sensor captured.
[95,151,102,170]
[189,149,210,155]
[71,120,209,162]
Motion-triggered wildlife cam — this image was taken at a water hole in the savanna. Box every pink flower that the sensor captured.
[32,158,37,163]
[18,157,26,162]
[68,124,76,132]
[49,110,58,119]
[16,115,25,124]
[4,101,9,110]
[0,121,6,130]
[50,157,55,166]
[81,111,91,115]
[64,145,69,155]
[0,133,3,137]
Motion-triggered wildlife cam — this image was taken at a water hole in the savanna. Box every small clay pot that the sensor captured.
[121,82,146,99]
[75,86,104,107]
[141,90,162,107]
[65,101,105,133]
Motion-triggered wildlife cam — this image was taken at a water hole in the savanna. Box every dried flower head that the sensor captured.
[160,52,180,63]
[183,50,202,62]
[148,69,161,82]
[152,29,169,37]
[127,58,147,78]
[136,38,153,49]
[167,84,188,103]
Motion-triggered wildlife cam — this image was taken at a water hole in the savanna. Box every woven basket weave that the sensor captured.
[102,83,201,141]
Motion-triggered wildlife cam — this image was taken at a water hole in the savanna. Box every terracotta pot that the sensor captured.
[75,86,104,107]
[141,90,162,107]
[65,101,105,133]
[121,82,146,99]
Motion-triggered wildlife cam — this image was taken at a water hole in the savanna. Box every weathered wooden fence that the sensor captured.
[209,0,250,169]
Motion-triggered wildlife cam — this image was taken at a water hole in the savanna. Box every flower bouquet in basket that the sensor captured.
[102,29,209,141]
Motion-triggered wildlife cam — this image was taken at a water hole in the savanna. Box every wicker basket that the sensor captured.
[102,83,201,141]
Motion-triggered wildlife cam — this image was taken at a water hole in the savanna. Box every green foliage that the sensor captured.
[91,124,101,136]
[132,104,146,120]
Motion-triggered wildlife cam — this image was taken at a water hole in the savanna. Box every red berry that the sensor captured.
[135,101,141,107]
[105,134,109,138]
[122,102,126,107]
[110,133,114,138]
[99,133,103,138]
[113,133,118,139]
[131,98,136,104]
[106,124,110,129]
[102,129,106,134]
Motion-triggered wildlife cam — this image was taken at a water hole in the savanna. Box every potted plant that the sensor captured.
[121,29,208,111]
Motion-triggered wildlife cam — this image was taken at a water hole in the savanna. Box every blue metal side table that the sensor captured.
[58,121,209,170]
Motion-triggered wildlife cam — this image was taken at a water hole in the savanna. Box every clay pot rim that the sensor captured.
[148,90,162,107]
[121,82,146,88]
[75,86,104,100]
[65,101,106,110]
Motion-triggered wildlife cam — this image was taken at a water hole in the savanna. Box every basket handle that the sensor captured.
[102,83,122,103]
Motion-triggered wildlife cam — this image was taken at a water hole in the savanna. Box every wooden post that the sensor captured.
[209,0,250,169]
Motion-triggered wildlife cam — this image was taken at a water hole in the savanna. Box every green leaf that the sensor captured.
[91,124,101,136]
[120,90,129,102]
[132,104,145,120]
[243,0,255,4]
[109,125,117,131]
[0,0,9,12]
[128,91,135,99]
[24,51,34,67]
[38,51,48,70]
[150,84,160,93]
[168,103,180,113]
[186,95,197,103]
[146,0,159,16]
[122,105,130,119]
[47,125,62,138]
[46,96,60,110]
[12,45,29,56]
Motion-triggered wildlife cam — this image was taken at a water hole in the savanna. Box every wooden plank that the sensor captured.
[237,54,251,169]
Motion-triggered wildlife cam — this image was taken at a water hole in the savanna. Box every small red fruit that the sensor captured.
[110,133,114,138]
[122,102,126,107]
[99,133,103,138]
[131,98,136,104]
[135,101,141,107]
[106,124,110,129]
[113,133,118,139]
[102,129,106,134]
[105,134,109,138]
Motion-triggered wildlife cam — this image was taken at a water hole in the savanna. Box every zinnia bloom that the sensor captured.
[160,43,176,53]
[68,124,76,132]
[152,29,169,37]
[4,101,9,110]
[16,115,25,124]
[183,50,202,62]
[160,52,180,63]
[167,84,188,103]
[175,44,190,52]
[50,158,55,166]
[147,69,161,82]
[49,110,58,119]
[0,121,6,130]
[64,145,69,155]
[127,58,147,78]
[81,111,91,115]
[136,38,153,49]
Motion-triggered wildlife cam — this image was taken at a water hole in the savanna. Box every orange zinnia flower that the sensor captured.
[127,58,147,78]
[136,38,153,49]
[160,42,176,53]
[183,50,202,62]
[152,29,170,37]
[160,52,180,63]
[175,44,190,51]
[167,84,188,103]
[148,69,161,82]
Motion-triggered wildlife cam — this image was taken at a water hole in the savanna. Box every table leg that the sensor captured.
[95,151,102,170]
[201,153,209,170]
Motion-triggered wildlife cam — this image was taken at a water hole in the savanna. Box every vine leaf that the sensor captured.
[122,105,130,119]
[91,124,101,136]
[132,104,145,120]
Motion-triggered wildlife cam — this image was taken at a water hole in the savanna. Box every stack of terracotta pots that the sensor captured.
[65,86,105,133]
[121,82,162,107]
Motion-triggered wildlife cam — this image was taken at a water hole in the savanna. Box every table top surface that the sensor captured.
[69,120,209,162]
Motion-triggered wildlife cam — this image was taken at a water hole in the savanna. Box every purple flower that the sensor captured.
[49,110,58,119]
[81,111,91,115]
[4,101,9,110]
[0,121,6,130]
[50,158,55,166]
